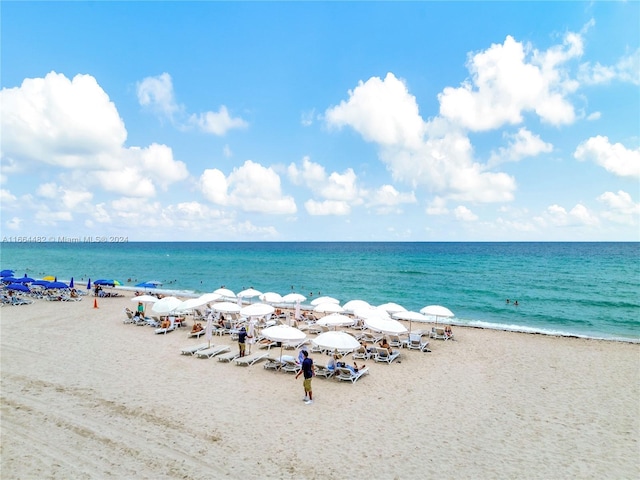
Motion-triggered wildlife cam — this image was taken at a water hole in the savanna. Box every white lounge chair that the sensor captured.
[430,327,453,341]
[335,366,369,383]
[406,333,431,352]
[180,343,211,356]
[195,345,230,359]
[263,356,284,371]
[155,317,176,335]
[234,352,268,366]
[280,358,301,374]
[314,363,335,378]
[217,351,240,363]
[373,347,401,364]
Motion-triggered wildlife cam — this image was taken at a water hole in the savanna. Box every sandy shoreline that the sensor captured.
[1,293,638,479]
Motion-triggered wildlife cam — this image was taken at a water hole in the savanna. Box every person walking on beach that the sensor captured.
[295,350,314,404]
[238,326,247,357]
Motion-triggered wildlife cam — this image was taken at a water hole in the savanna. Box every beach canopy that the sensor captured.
[30,280,51,287]
[237,288,263,299]
[377,302,407,314]
[211,301,241,314]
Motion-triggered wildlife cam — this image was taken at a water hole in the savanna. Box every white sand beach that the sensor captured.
[1,293,638,479]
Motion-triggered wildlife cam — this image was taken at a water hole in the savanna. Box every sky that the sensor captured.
[1,1,639,241]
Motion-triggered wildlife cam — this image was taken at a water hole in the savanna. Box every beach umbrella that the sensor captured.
[378,302,407,314]
[364,316,408,335]
[86,278,91,290]
[261,324,306,360]
[420,305,455,325]
[205,315,214,348]
[355,306,391,320]
[310,296,340,306]
[392,310,430,334]
[152,296,183,314]
[313,302,344,314]
[294,301,302,321]
[197,293,222,304]
[6,283,30,292]
[240,303,275,317]
[213,288,236,298]
[42,276,56,281]
[342,299,371,313]
[14,276,35,284]
[313,331,360,352]
[94,279,115,286]
[135,282,157,289]
[46,281,69,289]
[259,292,283,304]
[131,294,158,304]
[0,269,14,277]
[69,277,74,288]
[237,288,262,301]
[281,293,306,304]
[316,314,354,329]
[211,302,241,314]
[176,297,211,313]
[146,280,163,286]
[31,280,51,287]
[2,277,18,283]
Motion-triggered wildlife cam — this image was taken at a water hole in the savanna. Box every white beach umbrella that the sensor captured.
[281,293,306,304]
[198,293,222,304]
[310,296,340,306]
[313,302,344,314]
[151,296,183,314]
[316,314,354,328]
[177,297,210,312]
[259,292,283,304]
[131,295,158,304]
[212,302,242,314]
[355,307,391,320]
[392,311,430,334]
[237,288,263,299]
[261,324,307,359]
[342,299,371,312]
[240,303,275,317]
[313,331,360,352]
[205,315,214,347]
[378,302,407,314]
[364,316,408,335]
[420,305,455,324]
[213,288,236,298]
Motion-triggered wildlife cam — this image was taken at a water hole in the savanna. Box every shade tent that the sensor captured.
[0,270,15,277]
[135,282,157,289]
[177,297,211,312]
[14,276,35,283]
[94,279,121,287]
[197,293,222,304]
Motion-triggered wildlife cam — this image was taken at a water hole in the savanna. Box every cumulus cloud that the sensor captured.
[453,205,478,222]
[578,48,640,86]
[543,203,599,227]
[597,190,640,226]
[426,197,449,216]
[574,136,640,178]
[137,72,181,119]
[200,160,296,214]
[304,199,351,216]
[488,128,554,166]
[189,106,248,136]
[366,185,416,214]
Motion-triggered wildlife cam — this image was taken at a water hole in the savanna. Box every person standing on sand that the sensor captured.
[295,350,314,404]
[238,326,247,357]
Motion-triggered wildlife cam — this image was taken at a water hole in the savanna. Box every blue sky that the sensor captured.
[1,1,638,241]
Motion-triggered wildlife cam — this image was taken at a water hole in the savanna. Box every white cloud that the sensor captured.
[426,197,449,216]
[5,217,22,230]
[325,72,425,149]
[189,106,248,136]
[544,203,599,227]
[578,48,640,86]
[453,205,478,221]
[301,109,315,127]
[597,190,640,226]
[488,128,553,166]
[136,72,181,119]
[439,33,580,130]
[200,160,296,214]
[366,185,416,214]
[574,136,640,178]
[304,199,350,216]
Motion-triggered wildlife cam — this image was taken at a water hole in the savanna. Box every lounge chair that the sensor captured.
[263,356,284,371]
[257,338,277,350]
[406,333,431,352]
[280,358,301,374]
[389,334,405,349]
[155,317,176,335]
[430,327,453,341]
[195,345,230,359]
[180,343,211,356]
[357,332,382,344]
[373,347,401,364]
[314,363,335,378]
[188,328,207,338]
[335,366,369,383]
[234,352,268,367]
[352,346,371,360]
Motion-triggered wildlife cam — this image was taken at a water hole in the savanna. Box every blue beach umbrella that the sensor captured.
[0,269,15,277]
[46,281,69,289]
[69,277,74,288]
[2,277,19,283]
[31,280,51,287]
[15,276,36,283]
[87,278,91,290]
[6,283,30,292]
[135,282,157,289]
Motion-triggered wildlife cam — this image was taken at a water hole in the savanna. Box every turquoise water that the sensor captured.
[1,242,638,341]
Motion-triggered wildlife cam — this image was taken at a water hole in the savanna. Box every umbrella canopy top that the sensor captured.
[310,296,340,306]
[354,306,391,320]
[213,288,236,298]
[46,281,70,289]
[364,316,408,335]
[420,305,455,318]
[197,293,222,304]
[240,303,275,317]
[313,302,345,314]
[0,269,15,277]
[151,296,183,314]
[177,297,210,312]
[211,301,241,314]
[131,294,159,303]
[342,299,372,312]
[237,288,263,298]
[316,314,355,327]
[6,283,30,292]
[281,293,306,304]
[135,282,157,289]
[261,325,306,344]
[377,302,407,314]
[392,311,429,322]
[259,292,283,304]
[14,276,36,283]
[313,331,361,351]
[94,279,121,286]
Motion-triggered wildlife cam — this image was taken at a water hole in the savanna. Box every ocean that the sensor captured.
[1,242,638,342]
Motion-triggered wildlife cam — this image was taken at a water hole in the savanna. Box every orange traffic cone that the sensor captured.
[93,298,99,309]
